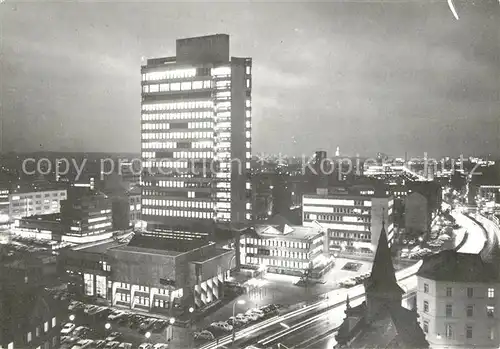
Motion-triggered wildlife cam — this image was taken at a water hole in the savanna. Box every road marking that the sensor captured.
[280,322,290,329]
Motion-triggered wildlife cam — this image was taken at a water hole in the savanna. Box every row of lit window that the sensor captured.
[141,161,188,169]
[142,198,214,209]
[142,208,213,219]
[245,247,310,259]
[329,231,370,240]
[245,238,310,249]
[142,123,170,130]
[25,316,57,344]
[142,131,213,140]
[142,101,213,111]
[142,112,214,121]
[245,257,308,270]
[141,141,214,149]
[143,69,197,81]
[189,121,214,129]
[143,80,212,93]
[142,142,177,149]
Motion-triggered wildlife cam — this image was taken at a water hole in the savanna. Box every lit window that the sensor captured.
[246,66,251,75]
[150,84,159,93]
[246,99,251,107]
[44,321,48,332]
[490,327,495,340]
[181,82,191,91]
[487,305,495,318]
[27,332,32,342]
[488,288,495,298]
[171,83,180,91]
[193,81,203,89]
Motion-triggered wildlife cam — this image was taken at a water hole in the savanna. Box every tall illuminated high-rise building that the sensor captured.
[140,34,252,240]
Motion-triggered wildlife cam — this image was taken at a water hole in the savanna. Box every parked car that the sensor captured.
[93,340,107,348]
[235,314,250,324]
[68,301,82,311]
[139,318,157,332]
[152,344,169,349]
[108,311,126,321]
[128,315,144,329]
[193,330,215,341]
[118,343,132,349]
[152,320,168,332]
[71,339,94,349]
[104,342,120,349]
[105,332,122,342]
[246,309,265,319]
[73,326,91,337]
[84,305,99,314]
[227,317,244,327]
[61,322,76,335]
[138,344,153,349]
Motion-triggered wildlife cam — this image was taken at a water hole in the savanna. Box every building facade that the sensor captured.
[60,235,234,312]
[60,192,113,243]
[9,189,67,219]
[417,250,500,349]
[302,186,394,253]
[140,34,252,239]
[239,223,330,276]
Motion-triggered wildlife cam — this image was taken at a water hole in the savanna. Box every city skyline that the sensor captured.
[1,1,499,158]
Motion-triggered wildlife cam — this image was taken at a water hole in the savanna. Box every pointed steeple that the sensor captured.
[365,215,404,296]
[346,294,351,309]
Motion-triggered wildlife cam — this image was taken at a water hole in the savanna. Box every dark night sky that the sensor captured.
[1,0,499,158]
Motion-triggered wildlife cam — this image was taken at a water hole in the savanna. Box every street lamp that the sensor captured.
[69,314,75,322]
[189,307,194,313]
[104,323,111,330]
[145,331,151,342]
[231,300,246,347]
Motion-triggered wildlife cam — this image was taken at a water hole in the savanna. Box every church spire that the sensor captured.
[365,214,404,296]
[346,294,351,309]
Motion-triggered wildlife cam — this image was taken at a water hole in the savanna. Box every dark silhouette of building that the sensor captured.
[335,221,429,348]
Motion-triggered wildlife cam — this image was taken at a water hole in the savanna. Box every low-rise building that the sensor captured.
[60,234,234,313]
[303,185,394,253]
[60,191,113,243]
[417,250,500,349]
[240,220,330,277]
[9,189,67,219]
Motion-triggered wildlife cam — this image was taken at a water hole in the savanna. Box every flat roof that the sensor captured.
[257,224,323,241]
[191,248,233,263]
[75,240,125,254]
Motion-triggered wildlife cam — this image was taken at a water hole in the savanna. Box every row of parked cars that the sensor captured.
[338,273,371,288]
[193,304,281,342]
[106,309,170,334]
[64,301,171,349]
[60,322,169,349]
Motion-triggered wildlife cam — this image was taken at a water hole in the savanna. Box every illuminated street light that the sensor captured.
[189,307,194,313]
[69,314,75,322]
[104,323,111,330]
[145,331,151,339]
[169,317,175,325]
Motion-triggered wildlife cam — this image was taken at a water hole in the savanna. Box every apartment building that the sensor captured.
[417,250,500,349]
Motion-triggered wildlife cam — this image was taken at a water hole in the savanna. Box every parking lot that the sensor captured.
[60,300,192,349]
